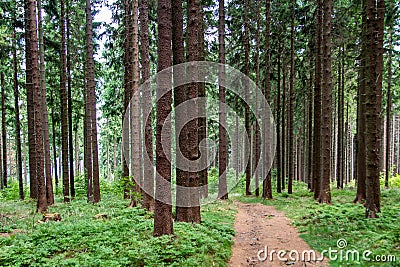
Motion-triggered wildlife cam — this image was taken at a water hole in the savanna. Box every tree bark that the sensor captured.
[253,0,260,198]
[319,0,332,204]
[24,0,37,199]
[288,0,295,194]
[307,52,313,190]
[354,4,367,203]
[235,111,239,180]
[38,0,54,205]
[60,0,70,203]
[13,10,24,199]
[218,0,228,200]
[1,73,6,189]
[153,0,173,236]
[282,59,286,191]
[262,0,272,200]
[129,0,142,207]
[185,0,201,223]
[50,92,59,191]
[312,0,322,200]
[66,3,75,198]
[341,47,345,186]
[140,0,154,211]
[276,42,282,194]
[364,0,384,218]
[336,46,343,189]
[244,0,251,196]
[25,0,47,212]
[198,1,208,199]
[85,0,101,203]
[385,24,393,188]
[172,0,189,222]
[122,0,132,199]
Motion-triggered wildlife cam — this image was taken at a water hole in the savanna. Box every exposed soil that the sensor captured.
[229,201,329,267]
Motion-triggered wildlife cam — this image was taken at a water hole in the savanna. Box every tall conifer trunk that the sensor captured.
[140,0,154,211]
[218,0,228,200]
[153,0,173,236]
[38,0,54,205]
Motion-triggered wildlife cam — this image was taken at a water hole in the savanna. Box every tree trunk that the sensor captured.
[66,3,75,198]
[113,138,117,179]
[354,4,367,203]
[13,10,24,199]
[25,0,47,212]
[282,59,286,191]
[218,0,228,200]
[23,133,27,185]
[307,53,313,190]
[60,0,70,203]
[396,117,398,173]
[140,0,154,211]
[24,0,37,199]
[51,93,59,192]
[385,24,393,188]
[235,112,239,180]
[397,116,400,174]
[298,135,303,182]
[244,0,251,196]
[153,0,173,236]
[364,0,384,218]
[122,0,132,199]
[345,102,350,183]
[129,0,142,208]
[319,0,332,204]
[397,117,400,174]
[38,0,54,205]
[185,0,201,223]
[86,0,101,203]
[276,42,282,194]
[75,130,80,176]
[312,0,322,200]
[262,0,272,199]
[172,0,189,222]
[336,46,343,189]
[198,1,208,199]
[1,73,6,189]
[288,0,295,194]
[340,47,345,186]
[253,0,260,198]
[84,92,93,201]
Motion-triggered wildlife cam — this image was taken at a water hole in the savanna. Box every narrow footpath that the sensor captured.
[229,201,329,267]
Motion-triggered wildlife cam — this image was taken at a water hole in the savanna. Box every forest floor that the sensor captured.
[228,201,329,267]
[1,180,400,266]
[231,180,400,267]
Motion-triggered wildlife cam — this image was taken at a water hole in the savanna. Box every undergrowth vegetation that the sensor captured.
[0,184,236,267]
[235,180,400,267]
[2,172,400,266]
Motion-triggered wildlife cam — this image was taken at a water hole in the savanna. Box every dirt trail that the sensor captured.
[229,201,329,267]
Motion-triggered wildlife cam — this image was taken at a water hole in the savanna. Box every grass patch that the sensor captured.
[234,180,400,267]
[0,194,236,266]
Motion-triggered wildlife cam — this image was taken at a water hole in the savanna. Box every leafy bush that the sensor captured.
[73,173,88,197]
[390,174,400,188]
[380,172,400,188]
[0,182,28,201]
